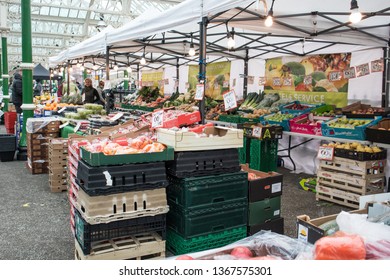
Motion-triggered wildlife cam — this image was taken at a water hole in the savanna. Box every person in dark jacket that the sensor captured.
[11,71,23,113]
[81,78,99,104]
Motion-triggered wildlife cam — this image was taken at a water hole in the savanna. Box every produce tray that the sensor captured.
[248,196,281,226]
[156,126,243,151]
[280,101,318,114]
[166,149,241,178]
[218,114,242,123]
[167,201,247,239]
[310,104,337,115]
[241,164,283,202]
[260,113,299,131]
[334,148,387,161]
[75,233,166,260]
[75,186,169,224]
[321,117,382,140]
[239,116,261,124]
[289,114,334,136]
[76,160,168,196]
[342,102,390,118]
[75,209,166,255]
[366,118,390,144]
[79,145,174,166]
[242,124,283,140]
[166,171,248,211]
[167,226,247,256]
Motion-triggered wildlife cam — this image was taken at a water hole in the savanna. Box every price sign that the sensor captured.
[73,122,82,133]
[258,77,266,86]
[283,78,293,86]
[328,71,341,81]
[317,146,334,161]
[59,121,69,129]
[343,67,356,79]
[110,112,124,121]
[233,78,236,87]
[304,75,312,85]
[151,110,164,128]
[185,82,189,89]
[58,107,67,113]
[248,76,254,85]
[356,63,370,77]
[272,77,281,86]
[252,126,262,138]
[223,90,237,111]
[195,84,205,100]
[223,80,229,88]
[371,59,384,73]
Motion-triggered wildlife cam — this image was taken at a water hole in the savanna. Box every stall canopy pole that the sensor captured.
[176,58,179,93]
[199,16,208,124]
[49,68,52,94]
[1,32,9,112]
[67,60,70,95]
[383,46,390,108]
[106,46,110,84]
[137,64,140,89]
[243,48,249,99]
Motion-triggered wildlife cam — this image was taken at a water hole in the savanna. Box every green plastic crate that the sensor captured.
[238,137,250,164]
[248,196,281,226]
[167,226,247,255]
[80,145,174,166]
[60,125,84,138]
[249,139,278,172]
[167,199,248,238]
[218,114,242,123]
[167,172,248,211]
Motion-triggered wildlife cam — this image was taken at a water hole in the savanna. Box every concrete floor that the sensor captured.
[0,125,351,260]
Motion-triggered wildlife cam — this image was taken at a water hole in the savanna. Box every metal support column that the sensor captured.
[137,64,140,89]
[1,32,9,112]
[383,46,390,108]
[19,0,34,150]
[66,60,70,95]
[105,46,110,84]
[176,58,179,93]
[0,53,2,88]
[124,70,129,90]
[198,17,208,124]
[243,48,249,99]
[49,68,52,94]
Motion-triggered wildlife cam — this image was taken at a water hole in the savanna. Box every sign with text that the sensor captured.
[252,126,262,138]
[356,63,370,77]
[258,77,266,86]
[151,110,164,128]
[283,78,293,87]
[248,76,254,85]
[317,146,334,161]
[195,84,205,100]
[272,77,282,87]
[343,67,356,79]
[73,122,82,133]
[110,112,124,121]
[371,59,384,73]
[304,75,312,85]
[328,71,342,81]
[223,90,237,111]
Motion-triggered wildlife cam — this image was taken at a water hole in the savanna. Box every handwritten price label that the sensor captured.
[343,67,356,79]
[304,75,312,85]
[58,106,67,113]
[195,84,205,100]
[328,71,341,81]
[73,122,82,133]
[273,77,282,86]
[356,63,370,77]
[371,59,384,72]
[252,127,262,138]
[223,90,238,111]
[110,112,124,121]
[317,146,334,161]
[151,110,164,128]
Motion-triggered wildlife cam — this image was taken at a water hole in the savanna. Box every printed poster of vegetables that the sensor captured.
[188,61,231,100]
[264,53,351,107]
[141,71,164,94]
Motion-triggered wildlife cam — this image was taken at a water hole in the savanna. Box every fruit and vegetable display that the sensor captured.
[247,172,260,181]
[206,103,225,121]
[142,109,201,128]
[163,90,196,108]
[239,92,281,111]
[322,142,383,153]
[326,118,372,129]
[63,104,105,120]
[281,102,314,112]
[83,134,166,155]
[241,109,271,119]
[61,92,83,105]
[312,110,337,117]
[265,112,296,122]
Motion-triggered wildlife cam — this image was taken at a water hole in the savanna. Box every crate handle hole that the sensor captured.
[134,202,137,211]
[195,161,199,170]
[81,206,85,213]
[133,175,137,184]
[213,160,216,168]
[113,204,117,214]
[123,203,126,212]
[264,206,271,211]
[212,225,224,232]
[122,176,126,185]
[142,173,146,183]
[143,201,146,209]
[112,177,116,186]
[212,197,224,203]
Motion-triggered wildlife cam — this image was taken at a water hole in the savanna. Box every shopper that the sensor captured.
[62,77,79,95]
[57,80,63,97]
[96,80,106,105]
[81,78,100,104]
[11,71,23,114]
[33,79,42,97]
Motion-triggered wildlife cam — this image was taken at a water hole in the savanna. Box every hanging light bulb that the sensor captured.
[188,43,196,56]
[68,67,73,73]
[50,73,54,78]
[87,69,91,74]
[140,57,146,65]
[53,70,58,75]
[127,66,132,73]
[227,32,235,50]
[60,67,64,72]
[349,0,362,23]
[76,60,81,68]
[264,0,275,27]
[80,65,85,71]
[113,63,119,71]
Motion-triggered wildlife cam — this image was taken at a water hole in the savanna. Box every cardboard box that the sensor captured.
[296,208,367,244]
[241,164,283,202]
[247,217,284,236]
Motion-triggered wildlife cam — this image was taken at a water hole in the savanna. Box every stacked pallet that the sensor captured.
[26,118,60,174]
[316,156,386,209]
[156,126,248,255]
[67,135,171,260]
[241,164,284,236]
[48,138,68,192]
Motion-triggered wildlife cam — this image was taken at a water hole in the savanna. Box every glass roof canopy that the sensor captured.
[2,0,183,70]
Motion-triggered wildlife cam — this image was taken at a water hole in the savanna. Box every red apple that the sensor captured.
[176,255,194,260]
[230,246,253,259]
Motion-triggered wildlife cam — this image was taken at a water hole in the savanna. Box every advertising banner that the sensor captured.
[141,71,164,94]
[188,61,231,100]
[264,53,351,107]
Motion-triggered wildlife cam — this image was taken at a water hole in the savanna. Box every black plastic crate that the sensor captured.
[247,217,284,236]
[76,159,168,196]
[167,171,248,211]
[74,209,167,255]
[334,148,387,161]
[0,151,15,162]
[167,200,247,239]
[0,134,16,152]
[166,149,241,178]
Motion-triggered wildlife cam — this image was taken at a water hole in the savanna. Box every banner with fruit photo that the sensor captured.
[141,71,164,94]
[264,53,351,107]
[188,61,231,100]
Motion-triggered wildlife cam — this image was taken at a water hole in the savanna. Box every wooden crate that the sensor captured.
[74,232,165,260]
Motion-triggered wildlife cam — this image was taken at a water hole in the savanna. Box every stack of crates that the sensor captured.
[241,165,284,235]
[68,136,170,260]
[48,138,68,192]
[26,118,60,174]
[166,148,248,255]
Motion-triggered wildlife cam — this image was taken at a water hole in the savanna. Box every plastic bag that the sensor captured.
[26,117,60,133]
[365,240,390,260]
[314,231,366,260]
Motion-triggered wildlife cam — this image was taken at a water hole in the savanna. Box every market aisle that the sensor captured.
[0,133,74,259]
